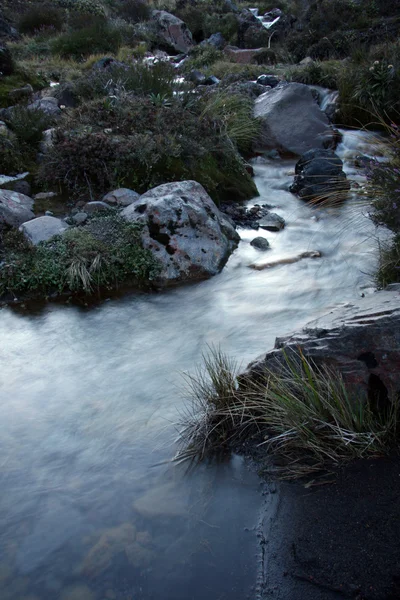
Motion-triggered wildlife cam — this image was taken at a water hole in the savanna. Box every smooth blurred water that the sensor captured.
[0,130,384,600]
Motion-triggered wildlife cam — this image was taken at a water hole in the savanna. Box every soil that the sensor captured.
[258,451,400,599]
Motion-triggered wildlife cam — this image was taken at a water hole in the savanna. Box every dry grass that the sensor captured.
[175,347,399,478]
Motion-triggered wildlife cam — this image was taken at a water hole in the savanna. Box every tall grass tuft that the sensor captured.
[176,347,399,477]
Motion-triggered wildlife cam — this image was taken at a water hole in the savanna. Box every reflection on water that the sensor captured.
[0,131,385,599]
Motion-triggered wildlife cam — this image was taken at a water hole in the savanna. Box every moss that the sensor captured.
[0,215,160,299]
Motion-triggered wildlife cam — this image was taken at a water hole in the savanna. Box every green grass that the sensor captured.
[176,347,399,478]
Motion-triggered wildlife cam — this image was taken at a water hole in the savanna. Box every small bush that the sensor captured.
[115,0,151,23]
[289,61,340,89]
[0,135,24,175]
[57,0,106,16]
[5,106,54,146]
[203,13,238,43]
[51,20,121,59]
[376,235,400,288]
[0,45,14,77]
[0,215,160,298]
[185,45,223,70]
[18,4,65,35]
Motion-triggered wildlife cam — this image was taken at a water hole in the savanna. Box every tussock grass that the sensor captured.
[176,347,399,478]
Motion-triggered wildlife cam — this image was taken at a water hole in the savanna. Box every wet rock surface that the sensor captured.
[290,148,350,202]
[254,83,337,156]
[122,180,240,285]
[221,202,283,231]
[0,189,35,227]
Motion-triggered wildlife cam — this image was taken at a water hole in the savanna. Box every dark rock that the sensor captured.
[92,57,124,71]
[206,32,226,49]
[259,212,285,231]
[245,290,400,405]
[203,75,220,86]
[221,203,275,229]
[257,74,281,88]
[122,180,240,285]
[254,83,337,156]
[250,236,270,250]
[0,45,14,76]
[187,70,206,85]
[0,14,15,40]
[55,82,78,108]
[12,180,31,196]
[290,148,350,202]
[224,0,239,12]
[83,201,112,214]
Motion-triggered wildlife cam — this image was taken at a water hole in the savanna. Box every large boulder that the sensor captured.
[290,149,350,202]
[254,83,337,156]
[122,180,240,285]
[102,188,140,207]
[20,216,68,245]
[151,11,194,54]
[0,189,34,227]
[28,97,61,118]
[244,290,400,408]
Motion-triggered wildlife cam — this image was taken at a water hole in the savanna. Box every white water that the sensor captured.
[0,129,384,600]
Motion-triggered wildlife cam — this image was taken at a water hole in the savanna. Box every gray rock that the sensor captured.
[226,81,267,99]
[254,83,336,156]
[0,120,8,136]
[20,216,68,245]
[203,75,220,86]
[33,191,58,201]
[290,148,350,202]
[102,188,140,207]
[244,290,400,405]
[299,56,314,66]
[250,236,270,250]
[83,201,112,214]
[72,212,88,225]
[0,171,29,190]
[259,212,285,231]
[39,128,56,153]
[0,189,34,227]
[122,180,240,285]
[151,10,194,53]
[187,69,206,85]
[28,97,61,118]
[206,32,226,49]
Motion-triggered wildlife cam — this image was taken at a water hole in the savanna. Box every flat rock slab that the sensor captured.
[254,82,336,156]
[246,289,400,402]
[0,189,34,227]
[20,216,68,245]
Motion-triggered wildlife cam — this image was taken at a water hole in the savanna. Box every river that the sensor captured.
[0,129,384,600]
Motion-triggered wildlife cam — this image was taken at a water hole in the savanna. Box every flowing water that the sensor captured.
[0,130,384,600]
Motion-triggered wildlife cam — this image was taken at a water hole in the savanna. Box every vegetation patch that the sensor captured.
[0,215,160,300]
[176,347,399,478]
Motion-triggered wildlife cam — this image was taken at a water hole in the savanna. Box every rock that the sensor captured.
[11,180,31,196]
[206,32,225,49]
[59,584,95,600]
[224,0,239,12]
[0,15,16,40]
[0,45,14,76]
[0,120,8,136]
[20,216,68,245]
[299,56,314,66]
[122,180,240,285]
[238,10,269,49]
[225,80,266,99]
[133,482,190,517]
[151,10,194,54]
[72,212,88,225]
[187,69,206,85]
[81,523,136,578]
[83,201,112,214]
[257,74,280,88]
[54,82,78,108]
[27,97,61,118]
[0,189,34,227]
[39,128,56,154]
[290,148,350,202]
[0,171,30,190]
[259,212,285,231]
[203,75,220,86]
[102,188,140,207]
[245,290,400,406]
[91,56,124,71]
[8,84,33,103]
[254,83,337,156]
[33,191,58,201]
[223,46,262,64]
[250,236,270,250]
[221,202,273,229]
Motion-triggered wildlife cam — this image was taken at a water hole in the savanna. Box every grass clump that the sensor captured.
[0,215,160,299]
[18,3,65,35]
[51,20,121,60]
[288,61,340,89]
[176,347,399,478]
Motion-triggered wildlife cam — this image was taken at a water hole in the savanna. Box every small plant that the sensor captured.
[115,0,151,23]
[176,347,399,477]
[51,20,121,60]
[18,4,65,35]
[353,60,395,112]
[57,0,106,16]
[5,106,54,146]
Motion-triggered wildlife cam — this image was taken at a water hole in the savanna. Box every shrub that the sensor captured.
[56,0,106,16]
[38,94,258,203]
[0,215,160,298]
[254,48,277,65]
[185,45,223,70]
[376,235,400,287]
[203,13,238,43]
[5,106,54,146]
[51,20,121,59]
[174,6,205,42]
[289,61,340,89]
[0,45,14,77]
[115,0,151,23]
[0,135,24,175]
[18,4,65,35]
[176,347,399,477]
